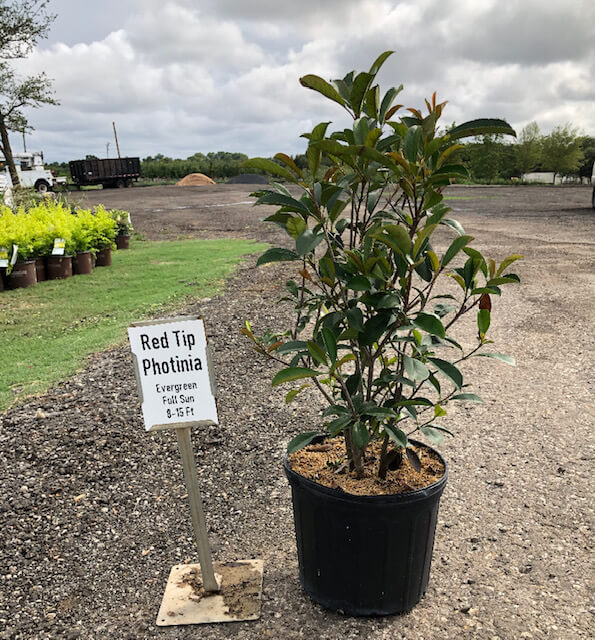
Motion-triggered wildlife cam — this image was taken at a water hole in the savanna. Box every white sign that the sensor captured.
[52,238,66,256]
[0,246,8,268]
[128,317,218,431]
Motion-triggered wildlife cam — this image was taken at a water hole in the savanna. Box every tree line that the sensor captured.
[45,127,594,185]
[457,123,593,184]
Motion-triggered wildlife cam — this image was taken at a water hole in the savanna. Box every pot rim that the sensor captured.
[284,438,448,506]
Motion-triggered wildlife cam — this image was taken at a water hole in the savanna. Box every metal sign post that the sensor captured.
[128,316,263,626]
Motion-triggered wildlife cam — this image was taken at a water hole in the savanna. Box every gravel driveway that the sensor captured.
[1,184,593,639]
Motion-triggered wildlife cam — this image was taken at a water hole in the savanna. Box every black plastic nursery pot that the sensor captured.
[7,260,37,289]
[35,257,46,282]
[73,251,93,275]
[284,443,448,616]
[95,247,112,267]
[115,234,130,250]
[46,255,73,280]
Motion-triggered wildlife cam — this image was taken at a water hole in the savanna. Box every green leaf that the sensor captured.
[447,119,516,141]
[322,327,337,363]
[286,217,307,239]
[413,223,437,257]
[322,404,350,417]
[274,152,304,179]
[307,341,328,366]
[442,234,474,267]
[478,308,491,335]
[285,384,310,403]
[486,275,520,285]
[403,126,422,162]
[299,74,346,108]
[451,393,483,403]
[243,157,296,182]
[434,405,447,417]
[350,72,375,116]
[403,355,430,381]
[346,308,364,332]
[347,275,372,291]
[256,191,310,215]
[385,423,408,448]
[379,85,403,123]
[326,415,353,435]
[287,432,321,454]
[475,352,516,365]
[386,224,412,254]
[496,253,523,275]
[277,340,307,354]
[405,448,422,472]
[428,357,463,388]
[296,229,324,255]
[413,312,446,338]
[393,398,433,407]
[256,247,299,266]
[441,218,466,236]
[272,367,320,386]
[368,50,394,75]
[420,425,445,445]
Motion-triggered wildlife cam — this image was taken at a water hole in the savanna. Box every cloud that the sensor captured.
[6,0,593,162]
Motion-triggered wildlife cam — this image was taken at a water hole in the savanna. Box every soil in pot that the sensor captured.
[46,255,73,280]
[7,260,37,289]
[95,247,112,267]
[116,234,130,250]
[285,438,447,616]
[35,257,47,282]
[73,251,93,275]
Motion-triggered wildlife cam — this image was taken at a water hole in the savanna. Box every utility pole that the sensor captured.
[106,142,110,158]
[112,121,121,158]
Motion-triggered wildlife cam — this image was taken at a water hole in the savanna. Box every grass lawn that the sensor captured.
[0,238,266,411]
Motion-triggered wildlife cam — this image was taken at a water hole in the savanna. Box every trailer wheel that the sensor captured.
[116,179,125,188]
[35,179,51,194]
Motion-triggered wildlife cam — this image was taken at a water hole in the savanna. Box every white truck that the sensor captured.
[0,151,65,193]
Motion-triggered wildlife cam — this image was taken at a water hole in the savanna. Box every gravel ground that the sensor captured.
[1,184,593,639]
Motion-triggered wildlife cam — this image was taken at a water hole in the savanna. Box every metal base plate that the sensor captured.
[156,559,264,626]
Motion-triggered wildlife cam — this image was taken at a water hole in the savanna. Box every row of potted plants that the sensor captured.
[0,201,133,291]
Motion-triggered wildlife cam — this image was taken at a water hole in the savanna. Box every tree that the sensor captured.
[515,121,541,178]
[577,136,595,179]
[540,124,584,184]
[0,0,56,187]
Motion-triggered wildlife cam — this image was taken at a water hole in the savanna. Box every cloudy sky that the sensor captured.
[9,0,595,163]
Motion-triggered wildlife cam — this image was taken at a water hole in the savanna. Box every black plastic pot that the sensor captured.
[95,247,112,267]
[7,260,37,289]
[115,234,130,250]
[46,255,73,280]
[284,443,448,616]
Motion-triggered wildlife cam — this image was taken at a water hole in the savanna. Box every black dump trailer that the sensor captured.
[69,157,141,188]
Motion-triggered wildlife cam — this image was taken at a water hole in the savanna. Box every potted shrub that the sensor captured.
[70,209,96,274]
[0,206,37,288]
[22,202,54,281]
[112,209,133,249]
[243,51,521,615]
[88,205,118,266]
[45,203,76,280]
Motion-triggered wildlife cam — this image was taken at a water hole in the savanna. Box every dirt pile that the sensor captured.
[176,173,215,186]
